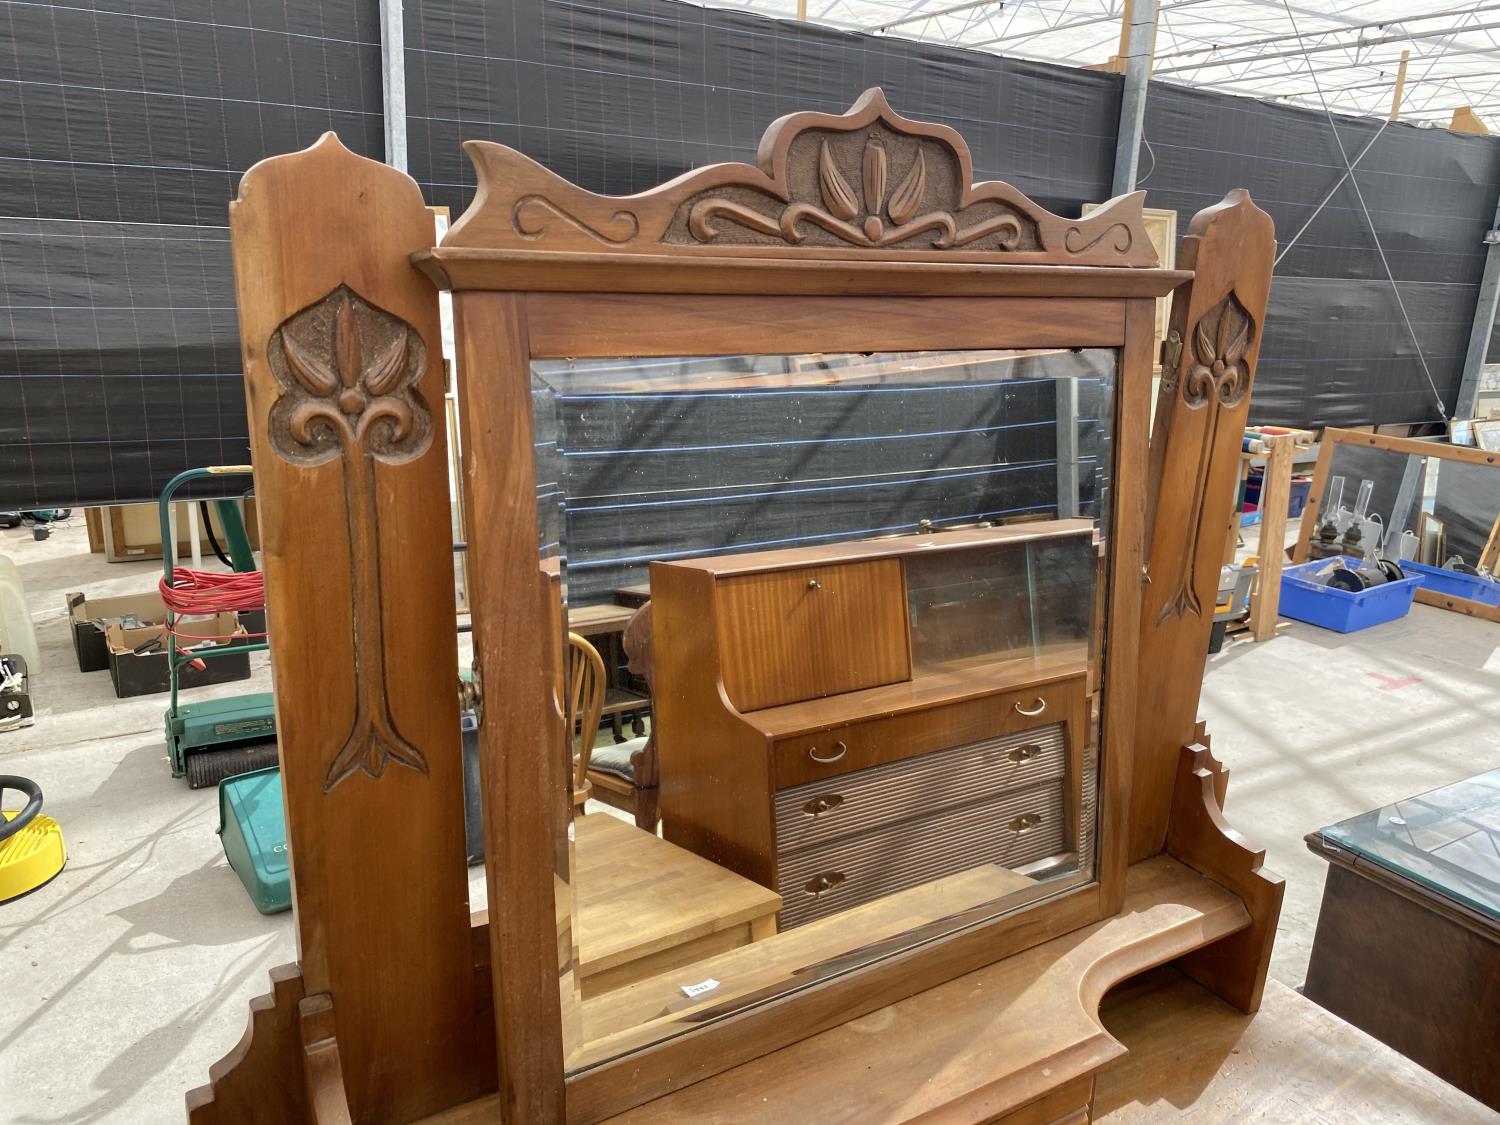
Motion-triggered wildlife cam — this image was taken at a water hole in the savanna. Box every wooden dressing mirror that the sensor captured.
[193,90,1284,1124]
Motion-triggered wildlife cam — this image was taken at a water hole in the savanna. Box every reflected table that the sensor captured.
[1304,769,1500,1110]
[575,812,782,998]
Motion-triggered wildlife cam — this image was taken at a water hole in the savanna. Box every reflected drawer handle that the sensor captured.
[1009,812,1043,834]
[1007,744,1042,764]
[1014,698,1047,717]
[803,793,845,817]
[808,740,848,764]
[805,871,846,897]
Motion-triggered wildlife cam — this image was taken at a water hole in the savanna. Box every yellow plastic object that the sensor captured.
[0,808,66,903]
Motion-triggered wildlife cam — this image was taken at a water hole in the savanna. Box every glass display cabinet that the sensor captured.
[193,90,1282,1125]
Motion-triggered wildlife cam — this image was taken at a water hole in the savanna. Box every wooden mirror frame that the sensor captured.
[1293,427,1500,622]
[192,90,1284,1125]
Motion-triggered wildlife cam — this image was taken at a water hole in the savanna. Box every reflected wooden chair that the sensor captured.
[568,631,606,810]
[584,602,660,830]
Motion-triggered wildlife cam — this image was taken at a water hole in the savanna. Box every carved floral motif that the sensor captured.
[686,135,1028,250]
[1157,291,1259,623]
[266,287,433,791]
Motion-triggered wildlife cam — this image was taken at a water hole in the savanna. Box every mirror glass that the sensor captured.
[1310,441,1500,595]
[528,347,1118,1068]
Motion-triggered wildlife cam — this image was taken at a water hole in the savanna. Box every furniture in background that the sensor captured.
[569,602,651,741]
[568,632,606,809]
[570,812,780,997]
[194,90,1281,1124]
[1304,770,1500,1111]
[1293,428,1500,620]
[652,523,1095,929]
[585,603,659,830]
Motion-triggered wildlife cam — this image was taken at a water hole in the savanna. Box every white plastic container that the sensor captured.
[0,554,40,671]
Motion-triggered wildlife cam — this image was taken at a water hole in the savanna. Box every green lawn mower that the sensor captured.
[158,467,278,788]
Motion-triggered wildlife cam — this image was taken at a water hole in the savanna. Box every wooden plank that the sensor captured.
[1094,970,1495,1122]
[1132,192,1275,864]
[524,294,1125,356]
[1291,431,1338,563]
[216,133,482,1122]
[451,289,571,1115]
[420,250,1190,299]
[1248,436,1293,642]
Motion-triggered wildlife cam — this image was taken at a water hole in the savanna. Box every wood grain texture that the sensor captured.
[1164,731,1283,1013]
[572,812,780,995]
[1302,863,1500,1110]
[299,995,353,1125]
[1132,191,1275,864]
[767,671,1085,787]
[451,290,569,1115]
[419,252,1191,298]
[585,857,1246,1124]
[1248,436,1293,641]
[715,559,910,712]
[1095,970,1497,1122]
[216,133,481,1122]
[435,88,1158,268]
[524,294,1124,356]
[186,965,308,1125]
[1097,299,1154,913]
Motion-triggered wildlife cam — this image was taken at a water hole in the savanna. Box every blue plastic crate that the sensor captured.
[1401,561,1500,607]
[1279,557,1423,633]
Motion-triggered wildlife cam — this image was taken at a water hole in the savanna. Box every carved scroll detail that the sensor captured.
[1156,291,1259,623]
[512,195,640,245]
[266,286,433,791]
[443,89,1161,266]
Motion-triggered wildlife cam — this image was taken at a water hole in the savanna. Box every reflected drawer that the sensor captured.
[775,779,1066,930]
[772,673,1083,790]
[774,723,1066,853]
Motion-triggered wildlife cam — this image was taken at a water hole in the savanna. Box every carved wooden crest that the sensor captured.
[443,88,1158,267]
[267,285,433,791]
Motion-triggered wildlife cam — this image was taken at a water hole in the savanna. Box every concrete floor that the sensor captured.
[2,519,1498,1123]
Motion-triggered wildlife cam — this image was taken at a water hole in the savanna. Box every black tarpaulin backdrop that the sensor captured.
[5,0,1500,509]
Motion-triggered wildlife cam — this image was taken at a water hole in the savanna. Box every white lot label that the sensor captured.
[680,978,720,997]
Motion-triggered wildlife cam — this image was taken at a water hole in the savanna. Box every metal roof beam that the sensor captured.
[1154,18,1500,76]
[1155,3,1500,62]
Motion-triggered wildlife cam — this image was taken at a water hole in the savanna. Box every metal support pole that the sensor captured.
[379,0,408,172]
[1055,379,1081,519]
[1456,191,1500,419]
[1111,0,1158,197]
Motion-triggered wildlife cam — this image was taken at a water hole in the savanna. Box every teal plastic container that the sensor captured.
[217,765,291,914]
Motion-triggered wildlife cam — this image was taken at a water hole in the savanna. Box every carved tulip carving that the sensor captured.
[267,286,434,791]
[1157,290,1259,624]
[1184,293,1252,409]
[691,129,1022,250]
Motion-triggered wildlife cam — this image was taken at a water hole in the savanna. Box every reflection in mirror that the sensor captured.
[1310,442,1500,599]
[529,349,1117,1069]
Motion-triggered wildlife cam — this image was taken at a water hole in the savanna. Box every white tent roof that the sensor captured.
[699,0,1500,132]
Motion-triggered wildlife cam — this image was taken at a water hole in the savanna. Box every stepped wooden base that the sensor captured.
[189,739,1282,1125]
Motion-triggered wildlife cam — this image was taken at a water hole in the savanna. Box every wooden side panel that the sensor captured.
[1131,192,1275,864]
[715,559,910,712]
[225,134,481,1121]
[451,291,569,1113]
[652,563,779,887]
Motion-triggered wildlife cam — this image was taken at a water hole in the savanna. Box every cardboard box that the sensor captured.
[105,613,252,698]
[66,590,167,673]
